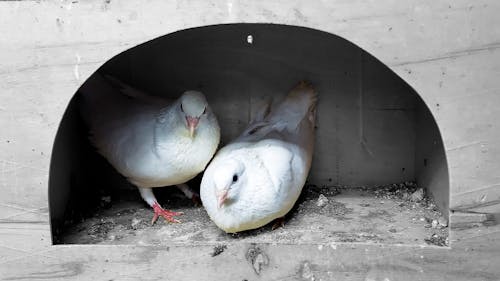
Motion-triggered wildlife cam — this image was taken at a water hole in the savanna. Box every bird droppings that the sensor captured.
[211,244,227,257]
[300,261,316,281]
[409,188,425,202]
[438,216,448,227]
[431,219,439,228]
[131,218,142,229]
[58,181,448,246]
[87,219,115,240]
[425,233,448,247]
[246,244,269,275]
[101,196,111,205]
[316,194,329,207]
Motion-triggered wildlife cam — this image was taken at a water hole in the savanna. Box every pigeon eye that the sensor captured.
[232,174,238,182]
[180,104,185,113]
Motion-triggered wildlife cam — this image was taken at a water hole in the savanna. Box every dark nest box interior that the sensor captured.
[49,24,450,246]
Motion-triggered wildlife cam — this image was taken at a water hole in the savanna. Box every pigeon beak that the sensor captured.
[217,189,229,209]
[186,116,200,138]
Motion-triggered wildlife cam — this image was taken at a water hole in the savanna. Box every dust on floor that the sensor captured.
[59,182,448,246]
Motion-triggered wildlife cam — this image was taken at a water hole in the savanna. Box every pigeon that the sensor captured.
[79,73,220,224]
[200,81,317,233]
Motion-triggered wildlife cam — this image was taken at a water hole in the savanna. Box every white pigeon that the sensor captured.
[200,81,317,233]
[79,73,220,224]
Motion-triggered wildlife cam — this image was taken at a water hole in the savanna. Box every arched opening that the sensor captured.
[49,24,449,246]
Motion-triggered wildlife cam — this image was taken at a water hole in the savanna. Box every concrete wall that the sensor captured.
[51,24,440,232]
[1,1,500,279]
[2,0,498,226]
[415,101,450,216]
[98,24,423,186]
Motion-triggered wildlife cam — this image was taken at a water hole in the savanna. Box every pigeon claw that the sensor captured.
[271,217,285,230]
[151,202,184,225]
[191,193,202,207]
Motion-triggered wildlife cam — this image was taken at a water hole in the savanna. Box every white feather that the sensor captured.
[79,73,220,206]
[200,81,316,233]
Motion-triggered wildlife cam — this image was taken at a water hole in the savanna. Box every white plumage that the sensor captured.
[200,81,317,233]
[79,73,220,223]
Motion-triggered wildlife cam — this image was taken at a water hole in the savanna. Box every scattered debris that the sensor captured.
[301,261,316,281]
[410,188,425,202]
[87,219,114,240]
[304,184,341,199]
[373,181,418,200]
[60,181,448,247]
[299,195,352,217]
[425,233,448,246]
[431,219,439,229]
[316,194,329,207]
[131,218,141,229]
[211,244,227,257]
[438,216,448,227]
[100,196,112,208]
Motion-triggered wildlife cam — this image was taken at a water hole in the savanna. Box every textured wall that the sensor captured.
[51,25,436,231]
[1,1,500,278]
[1,0,499,225]
[97,24,423,186]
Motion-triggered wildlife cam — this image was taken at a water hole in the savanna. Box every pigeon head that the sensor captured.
[212,159,246,208]
[179,91,209,138]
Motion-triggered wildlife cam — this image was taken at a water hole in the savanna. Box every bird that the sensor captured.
[200,81,317,233]
[79,73,220,224]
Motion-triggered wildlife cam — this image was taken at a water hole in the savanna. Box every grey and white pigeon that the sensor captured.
[79,73,220,224]
[200,81,317,233]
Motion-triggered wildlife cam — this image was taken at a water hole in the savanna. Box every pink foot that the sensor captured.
[151,202,183,225]
[271,217,285,230]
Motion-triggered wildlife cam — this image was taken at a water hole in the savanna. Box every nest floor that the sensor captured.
[59,182,448,247]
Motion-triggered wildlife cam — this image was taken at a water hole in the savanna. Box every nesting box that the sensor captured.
[1,1,499,280]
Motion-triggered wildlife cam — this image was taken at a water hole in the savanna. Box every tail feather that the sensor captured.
[249,97,273,124]
[238,81,317,140]
[103,75,171,104]
[78,73,121,128]
[268,80,317,132]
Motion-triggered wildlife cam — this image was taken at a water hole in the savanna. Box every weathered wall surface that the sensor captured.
[92,24,422,187]
[1,0,499,279]
[2,0,499,224]
[415,101,450,216]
